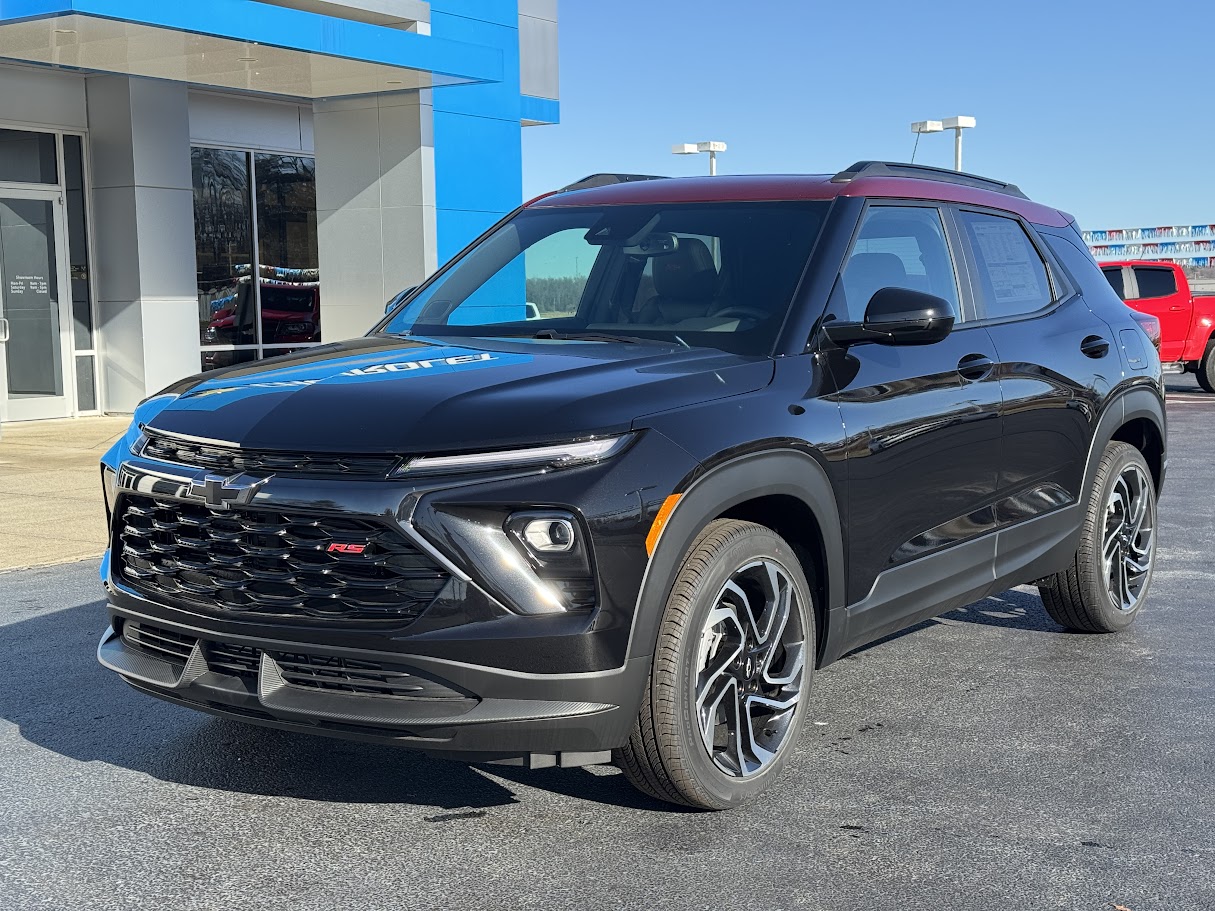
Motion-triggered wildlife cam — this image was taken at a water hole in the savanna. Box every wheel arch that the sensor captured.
[627,448,846,668]
[1085,384,1167,508]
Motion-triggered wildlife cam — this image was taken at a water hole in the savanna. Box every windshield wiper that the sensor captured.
[529,329,665,345]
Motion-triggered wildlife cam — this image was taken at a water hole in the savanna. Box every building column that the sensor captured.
[313,91,438,343]
[87,75,198,413]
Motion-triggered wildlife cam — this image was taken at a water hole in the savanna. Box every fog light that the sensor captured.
[523,518,575,553]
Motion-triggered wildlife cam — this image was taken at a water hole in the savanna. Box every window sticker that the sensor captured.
[971,221,1046,304]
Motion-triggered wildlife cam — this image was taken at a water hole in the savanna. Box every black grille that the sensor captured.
[271,652,462,698]
[116,495,450,623]
[138,431,401,479]
[206,641,262,680]
[123,621,197,664]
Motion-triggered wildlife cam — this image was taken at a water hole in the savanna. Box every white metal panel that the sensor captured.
[189,91,314,153]
[519,13,558,101]
[518,0,557,21]
[0,63,87,131]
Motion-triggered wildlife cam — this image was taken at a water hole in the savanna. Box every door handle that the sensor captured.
[957,353,995,382]
[0,317,8,343]
[1169,305,1186,312]
[1080,334,1110,359]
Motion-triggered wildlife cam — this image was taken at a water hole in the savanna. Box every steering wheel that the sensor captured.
[712,306,769,321]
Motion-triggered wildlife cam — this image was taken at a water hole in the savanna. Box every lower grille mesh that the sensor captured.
[206,641,262,681]
[120,621,460,699]
[123,621,197,664]
[270,651,461,698]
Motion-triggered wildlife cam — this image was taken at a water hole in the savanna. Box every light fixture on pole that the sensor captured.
[910,120,942,163]
[909,116,976,171]
[673,141,727,176]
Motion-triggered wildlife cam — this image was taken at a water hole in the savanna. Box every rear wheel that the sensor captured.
[615,520,814,810]
[1197,341,1215,393]
[1038,442,1157,632]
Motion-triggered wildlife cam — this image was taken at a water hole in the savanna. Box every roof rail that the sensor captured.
[830,161,1028,200]
[558,173,669,193]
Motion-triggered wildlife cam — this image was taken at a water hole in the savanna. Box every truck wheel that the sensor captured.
[615,520,814,810]
[1197,341,1215,393]
[1038,442,1157,633]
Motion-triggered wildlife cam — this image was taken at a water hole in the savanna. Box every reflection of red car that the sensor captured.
[202,279,320,369]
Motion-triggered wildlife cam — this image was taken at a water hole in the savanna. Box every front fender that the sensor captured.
[627,448,846,666]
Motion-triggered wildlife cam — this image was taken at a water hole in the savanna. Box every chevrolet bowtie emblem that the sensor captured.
[187,472,271,510]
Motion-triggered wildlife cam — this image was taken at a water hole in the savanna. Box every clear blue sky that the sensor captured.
[522,0,1214,231]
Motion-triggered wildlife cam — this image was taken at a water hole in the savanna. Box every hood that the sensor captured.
[145,335,774,453]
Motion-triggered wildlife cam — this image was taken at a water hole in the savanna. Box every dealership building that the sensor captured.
[0,0,559,423]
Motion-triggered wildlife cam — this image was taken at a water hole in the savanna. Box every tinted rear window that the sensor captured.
[1102,267,1126,299]
[1131,266,1177,300]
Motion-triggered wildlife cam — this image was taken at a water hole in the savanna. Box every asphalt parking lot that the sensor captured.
[1,376,1212,911]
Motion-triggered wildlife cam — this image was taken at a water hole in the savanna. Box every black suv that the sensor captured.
[98,162,1166,809]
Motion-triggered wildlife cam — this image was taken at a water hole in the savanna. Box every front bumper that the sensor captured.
[95,428,699,763]
[98,614,650,766]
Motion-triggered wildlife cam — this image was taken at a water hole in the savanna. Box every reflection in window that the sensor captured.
[0,129,57,184]
[192,148,256,347]
[64,135,93,352]
[256,154,320,345]
[201,347,258,373]
[842,207,959,322]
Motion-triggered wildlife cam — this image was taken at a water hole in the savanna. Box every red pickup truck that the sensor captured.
[1100,260,1215,391]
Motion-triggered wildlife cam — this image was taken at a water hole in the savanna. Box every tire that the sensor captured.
[1038,442,1158,633]
[614,519,815,810]
[1197,342,1215,393]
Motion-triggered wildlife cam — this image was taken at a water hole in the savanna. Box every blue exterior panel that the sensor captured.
[430,0,526,262]
[521,95,560,125]
[0,0,556,275]
[0,0,502,83]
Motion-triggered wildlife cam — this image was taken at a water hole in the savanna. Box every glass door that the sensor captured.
[0,189,72,422]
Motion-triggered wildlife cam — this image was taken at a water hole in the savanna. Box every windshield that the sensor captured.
[377,201,829,356]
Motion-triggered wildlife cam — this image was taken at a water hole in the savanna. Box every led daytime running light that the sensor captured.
[400,434,632,477]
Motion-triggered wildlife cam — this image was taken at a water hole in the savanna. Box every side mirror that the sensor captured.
[826,287,955,346]
[385,286,419,314]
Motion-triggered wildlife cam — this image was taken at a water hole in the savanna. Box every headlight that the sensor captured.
[395,434,633,478]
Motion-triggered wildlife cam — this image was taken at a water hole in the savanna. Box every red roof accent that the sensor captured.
[530,174,1073,228]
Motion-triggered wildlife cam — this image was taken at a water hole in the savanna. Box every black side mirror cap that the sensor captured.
[825,287,956,346]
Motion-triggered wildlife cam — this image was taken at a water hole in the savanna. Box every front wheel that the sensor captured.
[1038,442,1157,632]
[615,519,814,810]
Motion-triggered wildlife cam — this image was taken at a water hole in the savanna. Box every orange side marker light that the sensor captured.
[645,494,683,556]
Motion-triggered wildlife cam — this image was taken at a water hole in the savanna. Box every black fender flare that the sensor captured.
[625,448,846,664]
[1081,383,1167,513]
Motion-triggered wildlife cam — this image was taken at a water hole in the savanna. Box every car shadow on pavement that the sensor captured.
[0,598,664,813]
[1,588,1065,815]
[845,587,1064,658]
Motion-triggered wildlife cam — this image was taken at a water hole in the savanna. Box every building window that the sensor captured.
[192,147,321,371]
[64,134,100,412]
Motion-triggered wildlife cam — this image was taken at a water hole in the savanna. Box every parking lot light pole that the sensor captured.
[911,117,976,171]
[941,116,976,171]
[673,141,727,175]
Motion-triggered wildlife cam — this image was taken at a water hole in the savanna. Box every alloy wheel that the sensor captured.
[693,559,807,778]
[1101,463,1155,612]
